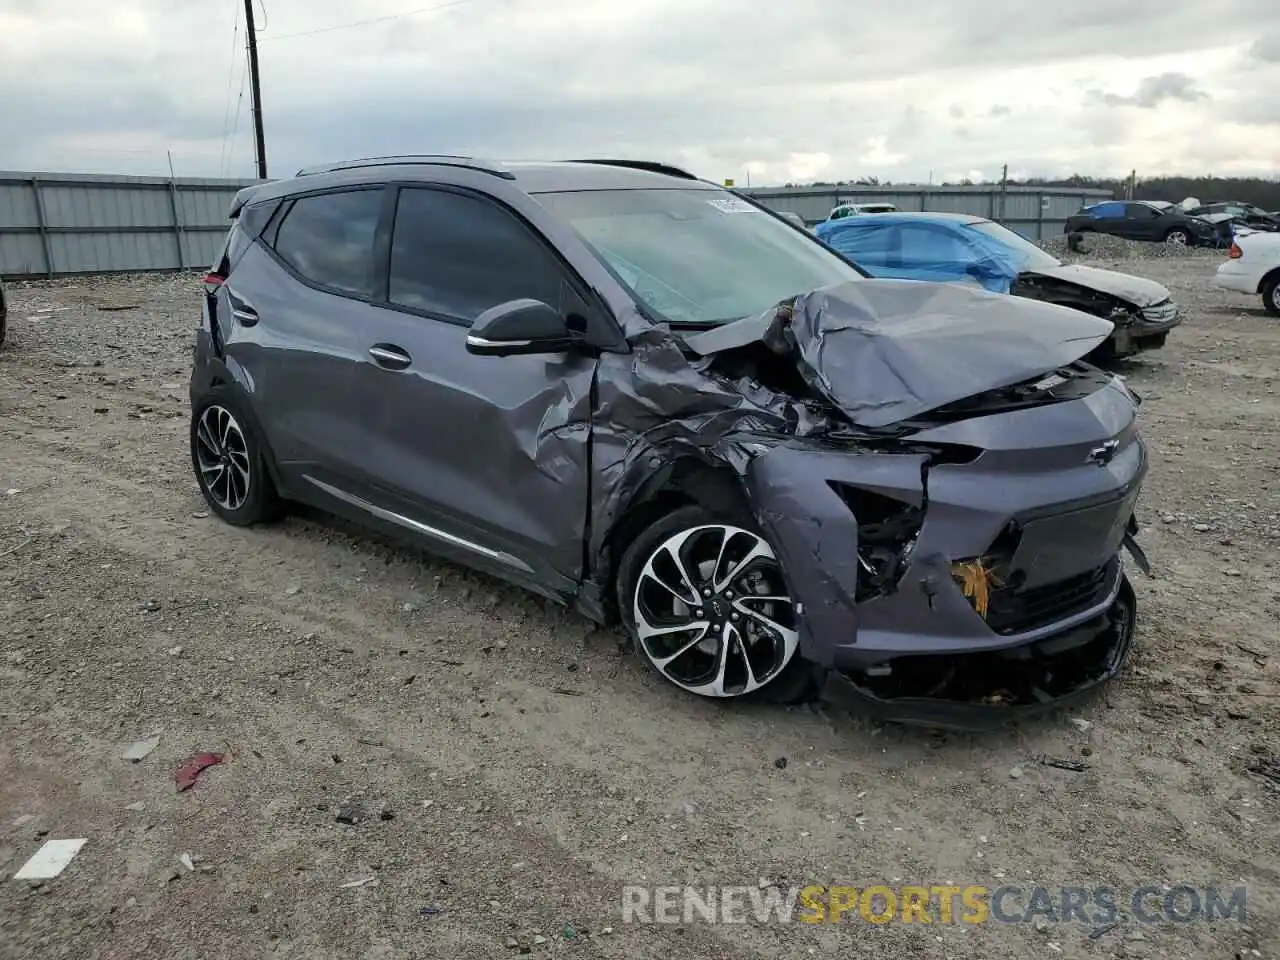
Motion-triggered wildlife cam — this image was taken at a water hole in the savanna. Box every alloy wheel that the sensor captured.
[632,524,799,698]
[194,405,252,511]
[1166,231,1189,246]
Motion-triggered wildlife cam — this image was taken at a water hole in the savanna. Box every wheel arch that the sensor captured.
[193,374,291,500]
[1257,265,1280,296]
[596,457,751,623]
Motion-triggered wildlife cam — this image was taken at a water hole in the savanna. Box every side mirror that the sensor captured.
[465,299,578,357]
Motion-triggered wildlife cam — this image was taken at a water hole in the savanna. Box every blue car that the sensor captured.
[814,212,1183,356]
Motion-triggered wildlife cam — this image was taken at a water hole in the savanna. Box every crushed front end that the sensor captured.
[611,279,1152,728]
[1011,271,1182,357]
[740,359,1149,730]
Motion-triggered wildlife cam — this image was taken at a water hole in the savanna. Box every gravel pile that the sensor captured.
[1038,233,1228,261]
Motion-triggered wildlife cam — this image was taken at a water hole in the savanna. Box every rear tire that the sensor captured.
[190,386,282,526]
[616,503,820,705]
[1261,273,1280,318]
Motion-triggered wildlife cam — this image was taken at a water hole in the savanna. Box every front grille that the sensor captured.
[982,559,1115,636]
[1140,300,1178,324]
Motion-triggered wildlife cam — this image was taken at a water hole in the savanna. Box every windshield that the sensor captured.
[968,220,1063,271]
[535,188,864,325]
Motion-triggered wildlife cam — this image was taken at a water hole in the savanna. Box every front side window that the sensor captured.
[967,220,1062,270]
[273,189,382,296]
[536,188,865,326]
[388,188,564,322]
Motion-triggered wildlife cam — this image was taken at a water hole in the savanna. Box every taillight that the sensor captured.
[203,272,226,286]
[1228,243,1243,259]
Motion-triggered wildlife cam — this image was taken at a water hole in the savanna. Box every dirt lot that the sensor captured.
[1,250,1277,960]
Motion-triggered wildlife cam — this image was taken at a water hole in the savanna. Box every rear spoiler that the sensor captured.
[227,184,265,220]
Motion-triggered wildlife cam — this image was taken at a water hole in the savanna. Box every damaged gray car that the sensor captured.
[191,156,1150,727]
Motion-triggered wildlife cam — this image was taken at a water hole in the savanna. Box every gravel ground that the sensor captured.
[1,250,1277,960]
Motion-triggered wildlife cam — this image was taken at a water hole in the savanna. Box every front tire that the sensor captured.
[616,504,818,704]
[190,387,282,526]
[1164,228,1190,246]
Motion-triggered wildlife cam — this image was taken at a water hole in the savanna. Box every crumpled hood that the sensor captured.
[1022,263,1172,308]
[681,279,1112,429]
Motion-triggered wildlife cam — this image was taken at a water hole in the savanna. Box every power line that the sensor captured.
[218,0,242,177]
[226,65,250,175]
[259,0,478,43]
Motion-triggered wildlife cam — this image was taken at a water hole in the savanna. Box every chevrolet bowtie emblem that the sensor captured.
[1087,439,1119,465]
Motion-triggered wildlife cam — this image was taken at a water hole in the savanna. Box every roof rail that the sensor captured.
[568,159,700,181]
[294,155,514,179]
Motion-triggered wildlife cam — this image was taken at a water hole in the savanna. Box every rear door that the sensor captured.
[217,185,390,492]
[342,184,599,592]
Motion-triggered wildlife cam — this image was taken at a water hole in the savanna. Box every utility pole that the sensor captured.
[998,163,1009,222]
[244,0,268,179]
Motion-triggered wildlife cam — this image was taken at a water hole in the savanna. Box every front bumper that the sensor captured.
[1192,223,1231,248]
[1112,300,1182,354]
[743,384,1146,726]
[821,573,1136,730]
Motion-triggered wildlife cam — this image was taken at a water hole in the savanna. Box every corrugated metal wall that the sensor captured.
[0,172,259,278]
[0,172,1114,278]
[739,184,1114,239]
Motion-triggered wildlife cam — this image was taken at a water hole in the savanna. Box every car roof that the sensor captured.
[231,157,718,216]
[825,211,987,226]
[504,161,718,193]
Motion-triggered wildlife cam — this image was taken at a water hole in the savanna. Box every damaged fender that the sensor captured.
[743,445,929,666]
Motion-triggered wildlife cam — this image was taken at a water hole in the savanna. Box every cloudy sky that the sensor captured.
[1,0,1278,185]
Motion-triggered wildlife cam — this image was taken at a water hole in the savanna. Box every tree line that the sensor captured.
[793,175,1280,210]
[1015,175,1280,209]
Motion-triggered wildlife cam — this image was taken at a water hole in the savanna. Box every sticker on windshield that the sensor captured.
[706,197,760,214]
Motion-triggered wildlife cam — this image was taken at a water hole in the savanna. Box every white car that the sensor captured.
[1214,229,1280,316]
[827,202,897,220]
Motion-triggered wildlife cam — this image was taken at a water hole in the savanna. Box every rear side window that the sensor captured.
[387,188,563,322]
[273,189,383,296]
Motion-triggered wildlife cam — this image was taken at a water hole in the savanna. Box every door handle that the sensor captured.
[368,344,412,370]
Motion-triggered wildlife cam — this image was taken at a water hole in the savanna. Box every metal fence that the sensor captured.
[739,184,1115,239]
[0,171,1115,279]
[0,172,259,279]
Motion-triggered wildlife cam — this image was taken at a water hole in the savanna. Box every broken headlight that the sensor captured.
[829,484,924,602]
